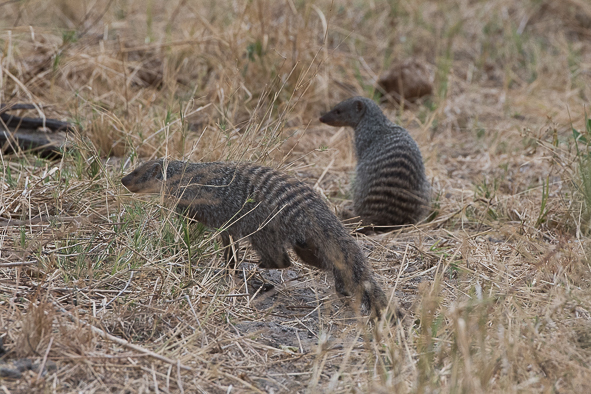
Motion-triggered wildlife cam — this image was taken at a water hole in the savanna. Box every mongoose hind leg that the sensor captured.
[250,234,292,269]
[331,250,388,319]
[361,276,389,319]
[331,265,353,298]
[333,267,387,318]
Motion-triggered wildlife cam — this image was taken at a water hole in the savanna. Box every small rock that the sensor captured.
[0,367,22,379]
[44,360,58,372]
[378,58,433,102]
[14,359,34,372]
[0,337,6,356]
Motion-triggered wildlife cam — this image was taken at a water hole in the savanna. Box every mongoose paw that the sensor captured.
[258,259,292,269]
[336,288,352,298]
[260,282,275,292]
[376,305,405,325]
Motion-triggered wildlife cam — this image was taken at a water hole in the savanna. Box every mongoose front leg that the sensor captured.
[250,234,292,269]
[257,248,292,269]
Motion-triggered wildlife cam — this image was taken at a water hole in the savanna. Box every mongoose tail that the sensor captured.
[320,96,431,226]
[121,159,389,318]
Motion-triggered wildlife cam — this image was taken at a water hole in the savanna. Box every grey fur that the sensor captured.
[121,159,388,318]
[320,96,430,226]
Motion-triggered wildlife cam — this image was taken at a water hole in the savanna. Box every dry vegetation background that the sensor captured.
[1,0,591,392]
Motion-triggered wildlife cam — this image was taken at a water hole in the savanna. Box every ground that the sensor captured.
[1,0,591,392]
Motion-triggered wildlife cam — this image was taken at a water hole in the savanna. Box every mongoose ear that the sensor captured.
[355,100,364,113]
[149,162,164,179]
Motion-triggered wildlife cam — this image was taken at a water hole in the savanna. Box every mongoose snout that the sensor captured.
[121,161,164,193]
[319,99,365,128]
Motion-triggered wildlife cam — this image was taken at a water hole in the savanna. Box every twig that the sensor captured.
[0,103,37,113]
[118,36,129,115]
[218,370,266,394]
[0,112,73,131]
[44,287,133,294]
[184,295,203,330]
[177,360,185,394]
[37,337,53,380]
[313,156,335,190]
[0,215,83,227]
[104,271,134,309]
[0,261,36,267]
[79,0,115,37]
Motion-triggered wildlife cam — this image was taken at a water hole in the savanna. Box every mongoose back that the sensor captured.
[121,159,388,318]
[319,96,430,227]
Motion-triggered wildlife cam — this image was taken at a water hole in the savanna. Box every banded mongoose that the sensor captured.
[121,159,388,317]
[319,96,430,227]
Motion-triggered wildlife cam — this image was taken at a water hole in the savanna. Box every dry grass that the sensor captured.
[1,0,591,392]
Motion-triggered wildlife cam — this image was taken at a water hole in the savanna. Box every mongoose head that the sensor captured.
[121,159,167,193]
[319,96,370,128]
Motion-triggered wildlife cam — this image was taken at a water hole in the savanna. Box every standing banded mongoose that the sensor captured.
[319,96,430,227]
[121,159,388,318]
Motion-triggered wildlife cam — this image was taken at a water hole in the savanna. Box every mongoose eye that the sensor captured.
[335,109,341,115]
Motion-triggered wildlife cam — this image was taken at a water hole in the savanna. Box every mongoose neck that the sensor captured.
[354,111,396,159]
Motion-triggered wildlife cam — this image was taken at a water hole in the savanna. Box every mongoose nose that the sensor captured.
[121,175,130,187]
[121,175,141,193]
[121,174,136,191]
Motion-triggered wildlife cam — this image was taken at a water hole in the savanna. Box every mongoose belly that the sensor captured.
[121,159,388,318]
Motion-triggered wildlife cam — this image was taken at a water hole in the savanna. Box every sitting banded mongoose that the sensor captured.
[121,159,388,318]
[319,96,430,227]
